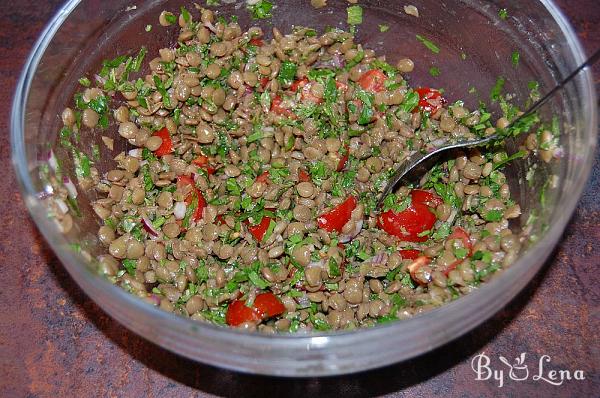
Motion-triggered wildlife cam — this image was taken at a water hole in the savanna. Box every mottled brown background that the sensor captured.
[0,1,598,397]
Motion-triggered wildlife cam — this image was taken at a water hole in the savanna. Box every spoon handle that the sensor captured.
[510,47,600,126]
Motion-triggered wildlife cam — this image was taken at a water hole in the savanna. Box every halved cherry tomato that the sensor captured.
[399,249,421,260]
[255,171,270,184]
[407,256,432,285]
[317,196,358,233]
[378,189,442,242]
[153,127,173,157]
[378,202,436,242]
[442,227,474,275]
[177,175,206,222]
[270,95,295,118]
[226,292,285,327]
[411,189,443,208]
[337,144,350,172]
[247,215,272,242]
[358,69,387,93]
[192,155,216,175]
[414,87,446,114]
[298,169,311,182]
[249,38,264,47]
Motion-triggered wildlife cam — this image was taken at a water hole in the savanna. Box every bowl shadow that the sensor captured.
[37,223,559,397]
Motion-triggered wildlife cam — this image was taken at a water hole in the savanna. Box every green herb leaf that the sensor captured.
[180,6,191,23]
[490,76,505,102]
[429,66,440,77]
[378,24,389,32]
[122,259,137,276]
[347,5,363,25]
[499,8,508,20]
[248,270,270,289]
[278,61,298,86]
[248,0,273,19]
[483,209,503,222]
[400,90,419,113]
[78,77,91,87]
[511,50,520,67]
[131,47,147,72]
[416,34,440,54]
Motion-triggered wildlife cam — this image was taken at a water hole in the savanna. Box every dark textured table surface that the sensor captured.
[1,1,598,397]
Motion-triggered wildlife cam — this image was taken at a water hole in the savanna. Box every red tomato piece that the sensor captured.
[317,196,358,233]
[399,249,421,260]
[255,171,270,184]
[442,227,474,276]
[407,256,432,285]
[411,189,443,208]
[249,38,264,47]
[298,169,311,182]
[191,155,216,175]
[378,202,437,242]
[290,78,308,92]
[260,76,269,89]
[177,175,206,222]
[153,127,173,157]
[358,69,387,93]
[253,292,286,318]
[226,292,285,326]
[270,95,296,118]
[414,87,446,114]
[448,227,473,256]
[215,214,226,225]
[226,299,261,326]
[337,144,350,172]
[247,215,272,242]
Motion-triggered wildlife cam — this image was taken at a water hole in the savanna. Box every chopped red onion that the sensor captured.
[141,215,159,237]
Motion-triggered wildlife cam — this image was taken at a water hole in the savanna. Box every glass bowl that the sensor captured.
[11,0,597,376]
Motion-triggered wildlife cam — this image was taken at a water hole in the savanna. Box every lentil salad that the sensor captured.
[47,5,560,333]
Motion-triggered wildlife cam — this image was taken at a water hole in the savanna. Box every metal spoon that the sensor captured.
[376,48,600,210]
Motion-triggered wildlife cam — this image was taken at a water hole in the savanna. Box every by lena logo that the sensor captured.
[471,352,585,388]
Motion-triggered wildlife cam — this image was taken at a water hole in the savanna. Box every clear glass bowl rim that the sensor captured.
[10,0,598,376]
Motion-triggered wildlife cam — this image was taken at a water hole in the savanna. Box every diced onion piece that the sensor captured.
[174,202,186,220]
[141,215,159,237]
[63,176,78,199]
[48,149,59,172]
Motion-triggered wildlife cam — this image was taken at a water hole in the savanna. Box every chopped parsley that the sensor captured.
[278,61,298,86]
[347,5,363,25]
[499,8,508,20]
[379,24,390,32]
[400,90,419,113]
[248,0,273,19]
[416,35,440,54]
[511,51,520,67]
[429,66,440,77]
